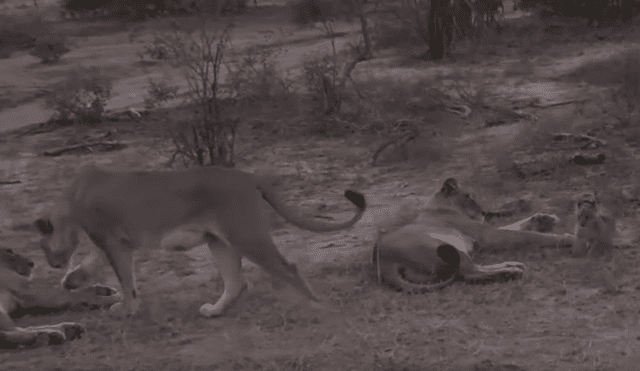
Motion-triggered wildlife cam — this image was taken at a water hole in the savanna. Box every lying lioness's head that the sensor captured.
[0,247,34,277]
[34,203,79,269]
[428,178,485,221]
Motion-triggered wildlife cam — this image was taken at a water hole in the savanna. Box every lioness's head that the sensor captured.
[0,247,34,277]
[429,178,485,221]
[34,203,79,269]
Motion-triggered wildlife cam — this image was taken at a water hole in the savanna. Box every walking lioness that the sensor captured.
[34,165,366,318]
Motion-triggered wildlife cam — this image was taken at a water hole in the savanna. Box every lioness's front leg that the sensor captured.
[88,233,140,317]
[479,228,574,251]
[439,213,574,251]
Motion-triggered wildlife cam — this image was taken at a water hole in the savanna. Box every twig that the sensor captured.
[0,180,21,185]
[531,99,589,108]
[40,141,126,157]
[372,130,419,166]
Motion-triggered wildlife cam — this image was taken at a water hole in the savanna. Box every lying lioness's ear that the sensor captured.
[34,218,54,235]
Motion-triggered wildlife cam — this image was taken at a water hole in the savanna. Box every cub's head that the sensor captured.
[34,203,79,269]
[0,247,34,277]
[575,192,598,227]
[429,178,485,221]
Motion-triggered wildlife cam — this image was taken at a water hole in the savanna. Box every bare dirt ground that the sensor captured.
[2,1,640,370]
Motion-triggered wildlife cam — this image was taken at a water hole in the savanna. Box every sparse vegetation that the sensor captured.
[44,66,113,124]
[225,45,296,103]
[563,48,640,128]
[29,35,70,64]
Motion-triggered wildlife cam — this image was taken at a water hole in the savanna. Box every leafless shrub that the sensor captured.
[145,20,237,167]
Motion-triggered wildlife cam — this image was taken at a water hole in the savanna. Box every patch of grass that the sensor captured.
[0,13,42,58]
[30,35,70,64]
[562,48,640,87]
[358,76,444,119]
[503,58,535,78]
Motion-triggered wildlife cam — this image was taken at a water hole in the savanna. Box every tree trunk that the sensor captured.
[428,0,445,60]
[359,13,373,59]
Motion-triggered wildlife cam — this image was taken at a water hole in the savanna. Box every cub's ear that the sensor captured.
[34,218,54,235]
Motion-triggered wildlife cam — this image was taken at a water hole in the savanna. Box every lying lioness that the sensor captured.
[373,178,575,292]
[0,247,120,348]
[34,165,366,318]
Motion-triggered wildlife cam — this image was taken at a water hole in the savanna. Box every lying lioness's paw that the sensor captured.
[58,322,86,341]
[0,328,67,348]
[89,284,120,297]
[559,233,576,247]
[40,329,66,346]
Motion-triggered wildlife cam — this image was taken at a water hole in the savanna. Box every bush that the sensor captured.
[45,66,113,124]
[0,14,40,59]
[30,36,70,64]
[302,54,337,112]
[144,78,179,108]
[226,46,295,103]
[137,35,174,61]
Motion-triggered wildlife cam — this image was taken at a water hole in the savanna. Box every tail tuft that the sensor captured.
[344,190,366,210]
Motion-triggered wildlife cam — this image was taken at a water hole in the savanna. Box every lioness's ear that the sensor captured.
[441,178,459,195]
[34,218,54,235]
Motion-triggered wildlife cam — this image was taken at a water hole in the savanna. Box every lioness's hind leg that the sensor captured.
[243,239,319,304]
[200,240,247,317]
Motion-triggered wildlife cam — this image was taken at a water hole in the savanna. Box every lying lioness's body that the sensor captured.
[0,247,120,348]
[374,178,575,292]
[35,165,366,318]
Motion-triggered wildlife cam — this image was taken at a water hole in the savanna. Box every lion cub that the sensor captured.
[572,192,616,258]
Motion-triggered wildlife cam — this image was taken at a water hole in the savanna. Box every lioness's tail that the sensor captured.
[259,187,366,232]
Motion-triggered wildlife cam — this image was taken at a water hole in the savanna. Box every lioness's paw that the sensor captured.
[108,302,127,318]
[27,329,65,347]
[58,322,86,341]
[89,284,120,297]
[71,285,122,311]
[108,299,139,318]
[62,267,91,290]
[559,233,576,247]
[34,329,65,347]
